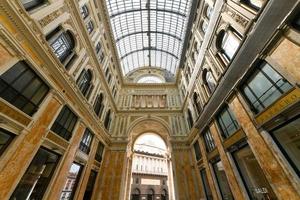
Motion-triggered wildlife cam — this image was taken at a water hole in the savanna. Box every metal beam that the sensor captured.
[120,47,179,60]
[110,8,186,18]
[116,31,182,42]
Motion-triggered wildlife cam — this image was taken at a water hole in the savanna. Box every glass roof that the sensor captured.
[105,0,193,75]
[137,75,164,83]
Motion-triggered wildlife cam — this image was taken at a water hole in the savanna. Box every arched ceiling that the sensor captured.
[105,0,193,76]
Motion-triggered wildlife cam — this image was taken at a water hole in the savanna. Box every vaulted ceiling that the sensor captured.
[105,0,193,76]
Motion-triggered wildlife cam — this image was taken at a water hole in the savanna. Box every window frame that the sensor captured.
[21,0,46,11]
[79,129,94,154]
[216,105,239,138]
[0,128,15,156]
[0,61,49,116]
[269,115,300,177]
[203,129,216,152]
[240,61,293,114]
[51,105,78,141]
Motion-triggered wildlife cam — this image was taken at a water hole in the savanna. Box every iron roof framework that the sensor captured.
[105,0,193,75]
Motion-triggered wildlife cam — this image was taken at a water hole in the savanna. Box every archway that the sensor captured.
[123,118,175,200]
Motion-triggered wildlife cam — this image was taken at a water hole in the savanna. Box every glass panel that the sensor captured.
[21,0,45,11]
[137,75,164,83]
[95,142,104,162]
[60,163,83,200]
[10,148,60,200]
[79,129,94,154]
[271,117,300,176]
[200,169,213,200]
[217,106,239,138]
[193,141,201,161]
[0,62,49,116]
[203,130,215,152]
[83,170,97,200]
[105,0,193,75]
[232,145,277,199]
[222,32,240,60]
[0,128,14,156]
[51,106,78,141]
[242,62,292,113]
[212,160,234,200]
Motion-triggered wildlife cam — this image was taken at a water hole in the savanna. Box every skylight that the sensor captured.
[105,0,193,75]
[137,75,164,83]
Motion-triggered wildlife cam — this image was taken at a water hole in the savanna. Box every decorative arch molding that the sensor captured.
[126,116,172,148]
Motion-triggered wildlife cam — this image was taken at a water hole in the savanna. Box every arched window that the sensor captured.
[104,109,111,130]
[218,29,241,60]
[132,188,140,200]
[77,69,93,97]
[147,189,155,200]
[21,0,46,11]
[201,21,208,33]
[86,21,94,34]
[80,5,89,19]
[203,69,216,93]
[161,189,168,200]
[94,93,104,117]
[193,92,201,114]
[47,27,75,68]
[206,6,213,19]
[187,109,194,128]
[242,0,265,10]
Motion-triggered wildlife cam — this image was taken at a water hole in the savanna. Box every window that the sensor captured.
[79,129,94,154]
[216,106,239,138]
[201,21,208,33]
[193,92,201,114]
[220,30,240,60]
[231,143,277,199]
[241,61,292,114]
[83,170,97,200]
[193,141,202,161]
[270,116,300,177]
[10,148,60,200]
[77,69,93,97]
[80,5,89,19]
[200,169,213,200]
[0,128,15,156]
[242,0,264,10]
[147,189,154,200]
[187,109,194,128]
[137,75,164,83]
[95,141,104,162]
[132,188,140,200]
[203,69,216,93]
[48,28,75,67]
[0,61,49,116]
[161,189,168,200]
[95,42,105,63]
[86,21,94,34]
[212,159,234,200]
[203,129,216,152]
[93,94,104,117]
[104,110,111,130]
[21,0,46,11]
[292,12,300,31]
[60,163,83,200]
[206,6,213,19]
[51,106,78,141]
[135,178,139,184]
